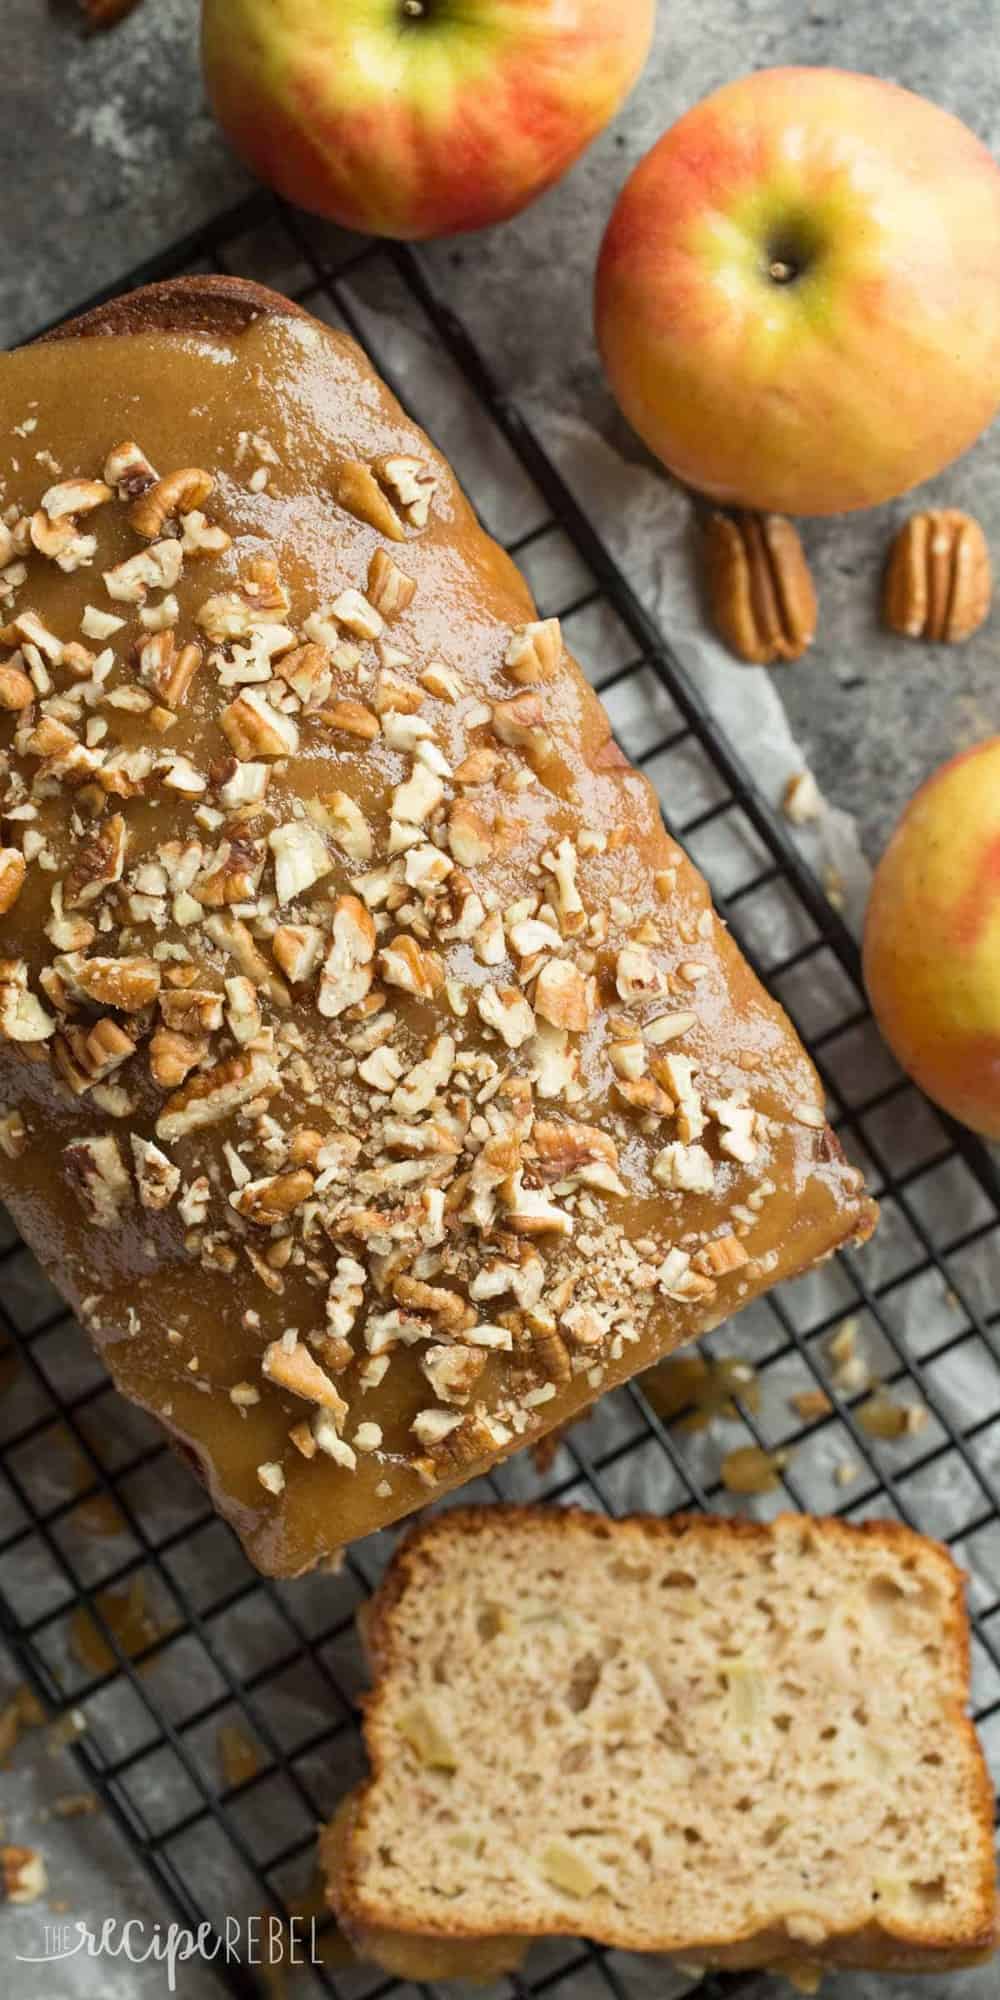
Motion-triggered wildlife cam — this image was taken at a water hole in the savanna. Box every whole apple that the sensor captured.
[595,68,1000,516]
[202,0,653,241]
[864,740,1000,1138]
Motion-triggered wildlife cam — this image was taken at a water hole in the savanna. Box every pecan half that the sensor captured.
[703,511,817,665]
[883,508,992,643]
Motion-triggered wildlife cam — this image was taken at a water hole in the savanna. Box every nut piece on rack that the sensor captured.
[702,511,817,665]
[883,508,992,643]
[1,1843,48,1905]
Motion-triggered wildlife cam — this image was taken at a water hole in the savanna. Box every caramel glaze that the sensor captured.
[0,281,876,1574]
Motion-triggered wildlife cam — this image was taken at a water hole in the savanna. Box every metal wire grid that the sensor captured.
[1,189,999,2000]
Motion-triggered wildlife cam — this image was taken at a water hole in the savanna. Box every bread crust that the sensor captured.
[35,274,310,344]
[329,1506,998,1976]
[2,279,874,1573]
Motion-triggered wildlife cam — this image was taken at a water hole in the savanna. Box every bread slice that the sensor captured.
[1,279,874,1574]
[324,1506,997,1981]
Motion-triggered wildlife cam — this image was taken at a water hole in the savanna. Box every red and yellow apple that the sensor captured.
[864,740,1000,1138]
[595,68,1000,516]
[201,0,653,241]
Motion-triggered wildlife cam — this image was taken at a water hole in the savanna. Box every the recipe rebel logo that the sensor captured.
[15,1913,322,1990]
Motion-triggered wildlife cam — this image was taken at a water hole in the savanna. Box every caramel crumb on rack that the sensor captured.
[720,1445,789,1495]
[857,1394,928,1441]
[788,1387,832,1423]
[644,1350,759,1432]
[0,1684,46,1764]
[218,1721,262,1790]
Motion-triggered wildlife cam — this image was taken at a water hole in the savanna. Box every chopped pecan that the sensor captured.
[269,821,332,904]
[327,587,383,640]
[192,835,266,908]
[104,539,183,605]
[79,1017,136,1080]
[30,512,97,572]
[620,1073,677,1121]
[420,1343,486,1404]
[378,932,442,998]
[232,1168,315,1224]
[149,1027,208,1089]
[367,547,416,621]
[159,987,225,1035]
[317,697,380,741]
[693,1233,749,1277]
[504,617,563,684]
[527,1318,572,1385]
[64,1133,132,1227]
[75,954,160,1011]
[131,1134,181,1211]
[41,477,111,521]
[533,1118,618,1182]
[334,459,406,540]
[501,1168,572,1236]
[262,1335,347,1416]
[374,667,423,715]
[393,1272,474,1330]
[129,468,214,539]
[181,510,232,559]
[220,689,300,760]
[224,975,262,1046]
[319,895,376,1018]
[64,813,127,909]
[204,912,290,1009]
[652,1140,715,1194]
[104,440,158,499]
[378,455,438,529]
[477,984,535,1048]
[136,632,203,708]
[0,662,35,710]
[321,788,372,862]
[274,642,331,707]
[490,691,549,758]
[156,1049,277,1142]
[273,922,324,984]
[448,800,494,865]
[534,959,594,1032]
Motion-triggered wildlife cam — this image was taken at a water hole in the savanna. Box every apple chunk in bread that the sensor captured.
[0,278,875,1574]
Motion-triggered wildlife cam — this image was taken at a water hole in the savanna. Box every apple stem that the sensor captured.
[402,0,425,13]
[768,259,796,284]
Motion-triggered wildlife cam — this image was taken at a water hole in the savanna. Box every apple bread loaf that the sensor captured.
[0,278,875,1573]
[324,1506,998,1981]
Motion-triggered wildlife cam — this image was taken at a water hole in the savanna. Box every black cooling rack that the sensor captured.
[2,190,999,2000]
